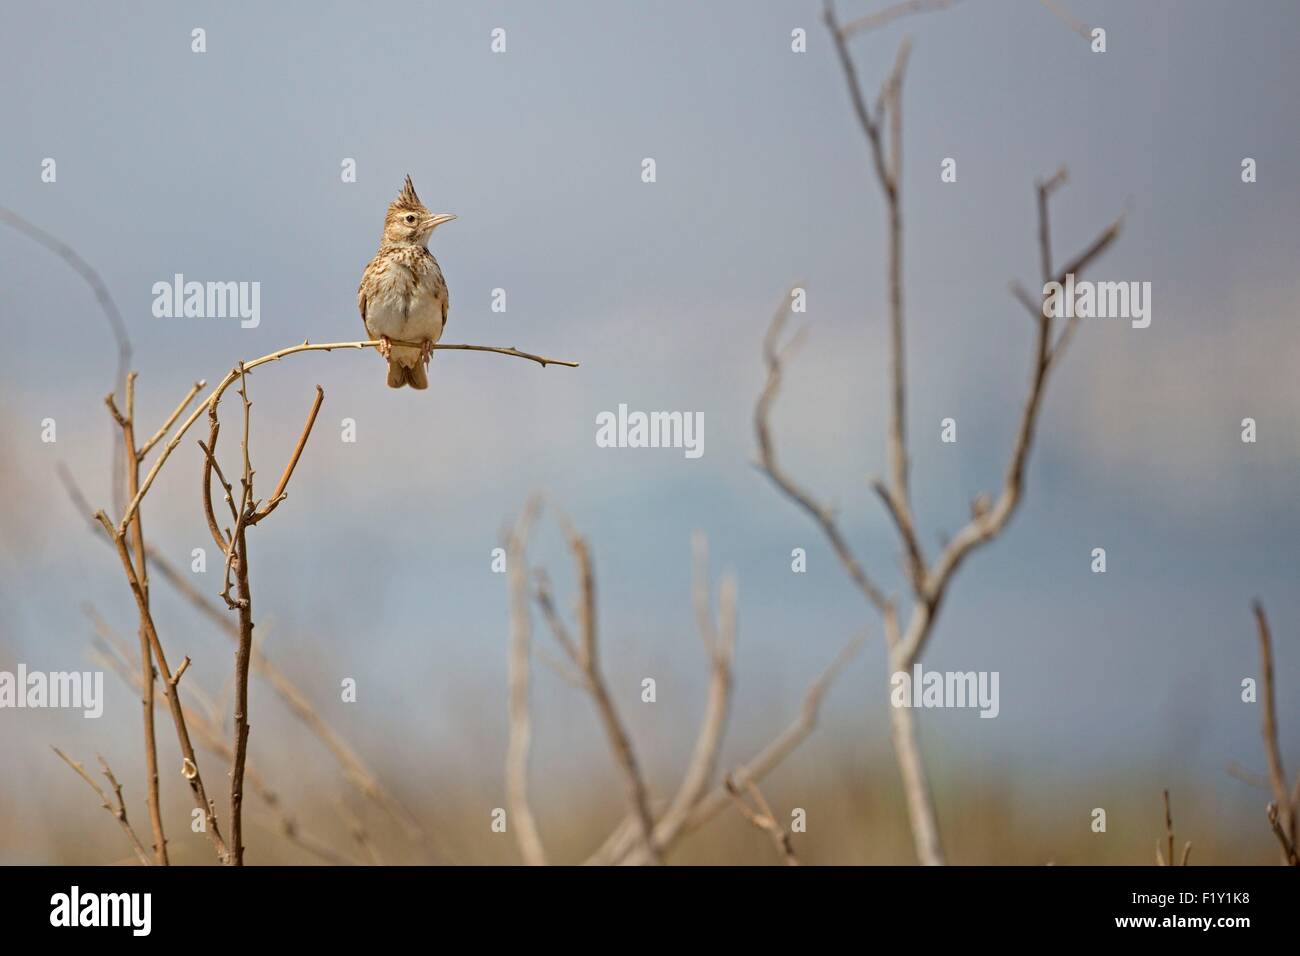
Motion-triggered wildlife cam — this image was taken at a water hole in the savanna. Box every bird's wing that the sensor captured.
[358,260,372,335]
[428,249,448,330]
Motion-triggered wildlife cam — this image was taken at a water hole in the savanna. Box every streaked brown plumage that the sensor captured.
[358,175,456,389]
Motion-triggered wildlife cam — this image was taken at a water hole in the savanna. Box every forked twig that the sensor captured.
[724,774,799,865]
[51,748,152,866]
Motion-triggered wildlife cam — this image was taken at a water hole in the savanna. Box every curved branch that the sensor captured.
[755,295,889,614]
[116,339,578,535]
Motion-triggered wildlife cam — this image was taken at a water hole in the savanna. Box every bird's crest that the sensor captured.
[392,174,423,212]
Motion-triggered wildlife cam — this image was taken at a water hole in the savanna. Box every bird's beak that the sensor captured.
[424,213,457,229]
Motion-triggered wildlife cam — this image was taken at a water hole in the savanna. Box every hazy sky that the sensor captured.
[2,1,1298,858]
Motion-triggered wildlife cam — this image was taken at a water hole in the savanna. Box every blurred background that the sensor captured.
[2,0,1298,864]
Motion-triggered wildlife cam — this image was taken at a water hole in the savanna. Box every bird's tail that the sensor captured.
[385,342,428,390]
[386,355,429,389]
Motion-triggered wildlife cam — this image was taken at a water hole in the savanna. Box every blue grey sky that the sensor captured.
[2,1,1298,860]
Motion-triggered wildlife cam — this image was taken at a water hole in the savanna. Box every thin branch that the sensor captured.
[117,338,578,536]
[250,386,323,524]
[60,465,443,861]
[755,295,889,614]
[227,363,256,866]
[1253,601,1296,862]
[198,431,236,552]
[610,633,864,865]
[1226,761,1271,790]
[1155,789,1191,866]
[335,800,384,866]
[828,7,917,546]
[896,188,1123,670]
[533,570,582,666]
[51,748,152,866]
[1037,0,1092,43]
[138,380,205,461]
[106,374,168,864]
[838,0,960,39]
[632,537,737,860]
[1267,803,1299,866]
[93,510,230,862]
[0,206,132,509]
[505,497,548,866]
[724,774,799,865]
[561,522,663,864]
[89,631,359,866]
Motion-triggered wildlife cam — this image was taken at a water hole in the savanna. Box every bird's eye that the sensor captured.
[405,214,416,223]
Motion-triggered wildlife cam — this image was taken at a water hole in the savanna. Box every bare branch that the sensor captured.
[1226,761,1270,790]
[227,363,256,865]
[561,523,662,864]
[0,206,132,508]
[51,747,152,866]
[104,374,168,864]
[612,633,864,865]
[93,510,230,862]
[1037,0,1092,42]
[838,0,960,39]
[89,635,360,866]
[336,800,384,866]
[118,338,578,536]
[1267,803,1299,866]
[250,385,324,524]
[505,497,548,866]
[637,538,737,859]
[1253,601,1296,862]
[60,465,444,861]
[896,187,1123,671]
[724,774,799,865]
[138,380,205,461]
[533,569,581,666]
[755,295,889,613]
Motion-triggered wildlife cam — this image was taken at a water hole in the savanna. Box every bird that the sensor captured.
[358,175,456,389]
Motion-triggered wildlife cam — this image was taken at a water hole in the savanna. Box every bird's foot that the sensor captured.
[377,335,392,360]
[420,339,434,366]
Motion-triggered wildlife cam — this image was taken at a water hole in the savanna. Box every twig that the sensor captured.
[138,380,205,461]
[119,338,578,536]
[1226,761,1270,790]
[610,634,864,866]
[89,631,359,866]
[1155,790,1192,866]
[228,486,254,868]
[1267,803,1299,866]
[51,748,152,866]
[561,521,663,864]
[504,497,548,866]
[335,800,384,866]
[60,415,444,862]
[1037,0,1092,42]
[0,206,132,509]
[837,0,960,38]
[646,536,737,856]
[755,296,888,614]
[249,385,324,523]
[93,510,230,862]
[106,375,169,864]
[1253,601,1297,863]
[724,774,799,865]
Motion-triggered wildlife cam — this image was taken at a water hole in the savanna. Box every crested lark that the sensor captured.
[358,175,456,389]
